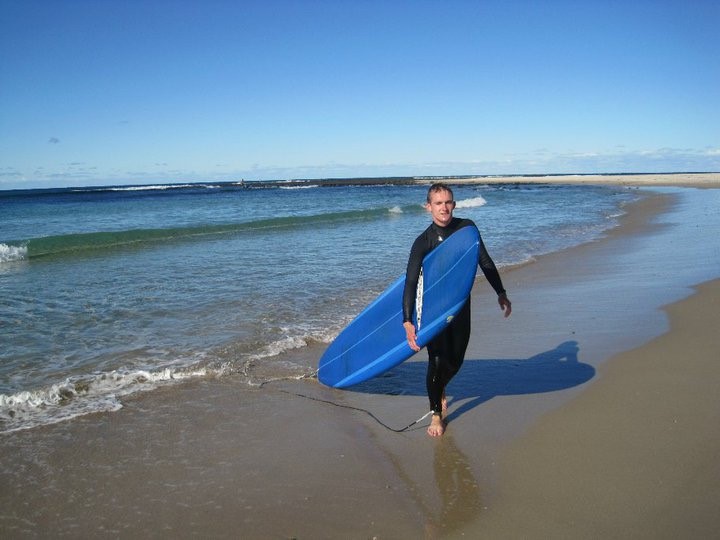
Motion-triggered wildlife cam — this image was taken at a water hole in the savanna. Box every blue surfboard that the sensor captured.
[318,225,481,388]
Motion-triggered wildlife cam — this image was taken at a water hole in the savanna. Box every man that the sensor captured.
[402,183,512,437]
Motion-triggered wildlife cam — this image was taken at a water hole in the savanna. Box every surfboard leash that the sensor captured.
[277,388,434,433]
[257,373,434,433]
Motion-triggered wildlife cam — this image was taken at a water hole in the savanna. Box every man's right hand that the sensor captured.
[403,321,421,352]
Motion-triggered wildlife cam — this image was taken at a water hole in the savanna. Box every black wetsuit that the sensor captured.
[402,217,506,415]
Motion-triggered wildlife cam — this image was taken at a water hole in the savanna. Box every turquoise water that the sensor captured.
[0,180,637,431]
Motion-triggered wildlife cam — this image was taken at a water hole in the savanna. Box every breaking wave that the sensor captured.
[455,196,487,208]
[1,204,423,263]
[0,243,27,263]
[0,366,211,433]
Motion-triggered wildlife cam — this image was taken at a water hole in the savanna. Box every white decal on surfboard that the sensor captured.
[416,268,424,330]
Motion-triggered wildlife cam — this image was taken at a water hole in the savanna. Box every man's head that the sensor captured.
[425,183,455,227]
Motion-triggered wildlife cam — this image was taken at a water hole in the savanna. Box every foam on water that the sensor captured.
[0,366,211,433]
[455,196,487,208]
[107,184,199,191]
[248,335,315,361]
[77,183,225,192]
[0,243,27,263]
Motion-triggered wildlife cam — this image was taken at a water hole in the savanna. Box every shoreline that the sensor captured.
[452,185,720,536]
[248,171,720,189]
[476,278,720,538]
[17,171,720,192]
[1,182,719,537]
[236,171,720,189]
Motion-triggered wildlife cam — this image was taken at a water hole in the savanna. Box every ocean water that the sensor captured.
[0,180,637,432]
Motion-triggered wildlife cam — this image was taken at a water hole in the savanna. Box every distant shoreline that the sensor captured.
[245,171,720,188]
[3,172,718,195]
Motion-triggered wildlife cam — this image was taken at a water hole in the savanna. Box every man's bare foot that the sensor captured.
[441,395,448,415]
[427,414,445,437]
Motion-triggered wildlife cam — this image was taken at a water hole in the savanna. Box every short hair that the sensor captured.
[426,182,454,203]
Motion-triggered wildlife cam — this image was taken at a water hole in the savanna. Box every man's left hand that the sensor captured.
[498,294,512,318]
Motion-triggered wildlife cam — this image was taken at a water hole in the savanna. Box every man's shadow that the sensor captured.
[348,341,593,423]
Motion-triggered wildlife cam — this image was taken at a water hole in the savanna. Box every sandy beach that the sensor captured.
[445,171,720,188]
[477,278,720,539]
[1,176,719,538]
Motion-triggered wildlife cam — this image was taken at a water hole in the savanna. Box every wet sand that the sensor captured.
[1,180,719,538]
[476,278,720,539]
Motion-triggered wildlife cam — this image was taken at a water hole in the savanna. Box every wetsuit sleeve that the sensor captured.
[402,234,427,323]
[478,237,507,296]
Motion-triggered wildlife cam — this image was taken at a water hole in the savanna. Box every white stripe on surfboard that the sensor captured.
[415,267,424,330]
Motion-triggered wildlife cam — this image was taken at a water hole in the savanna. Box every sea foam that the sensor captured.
[0,366,210,433]
[0,243,27,263]
[455,196,487,208]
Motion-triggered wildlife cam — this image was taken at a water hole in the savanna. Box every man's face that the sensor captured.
[426,189,455,227]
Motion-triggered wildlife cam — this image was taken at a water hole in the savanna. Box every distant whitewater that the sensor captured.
[455,196,487,208]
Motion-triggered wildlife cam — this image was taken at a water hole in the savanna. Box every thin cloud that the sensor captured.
[0,168,23,178]
[48,137,60,144]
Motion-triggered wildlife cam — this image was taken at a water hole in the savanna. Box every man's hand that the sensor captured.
[403,321,421,352]
[498,293,512,318]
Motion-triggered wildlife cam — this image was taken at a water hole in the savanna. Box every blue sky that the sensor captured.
[1,0,718,189]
